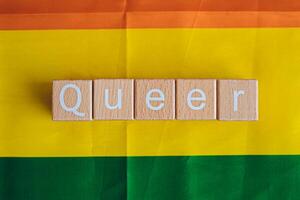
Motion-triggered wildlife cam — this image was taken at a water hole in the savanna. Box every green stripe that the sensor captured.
[1,156,300,200]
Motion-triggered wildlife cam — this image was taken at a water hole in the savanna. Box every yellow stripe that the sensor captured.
[0,29,299,157]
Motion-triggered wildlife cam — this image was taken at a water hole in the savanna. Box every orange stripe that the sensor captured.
[128,12,300,28]
[1,0,300,14]
[0,13,125,29]
[1,12,300,30]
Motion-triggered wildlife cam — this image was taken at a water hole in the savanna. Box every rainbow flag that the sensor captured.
[1,0,300,199]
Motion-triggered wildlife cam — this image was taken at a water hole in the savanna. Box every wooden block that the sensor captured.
[176,79,216,120]
[52,80,92,121]
[93,79,134,120]
[135,79,175,120]
[218,80,258,121]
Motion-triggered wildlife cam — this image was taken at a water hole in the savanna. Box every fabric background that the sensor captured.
[0,0,300,199]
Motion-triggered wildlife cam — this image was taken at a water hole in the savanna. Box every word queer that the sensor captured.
[52,79,258,121]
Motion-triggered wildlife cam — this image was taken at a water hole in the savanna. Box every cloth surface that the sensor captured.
[0,1,300,199]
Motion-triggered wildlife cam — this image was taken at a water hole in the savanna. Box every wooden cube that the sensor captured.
[218,80,258,121]
[176,79,216,120]
[52,80,92,121]
[135,79,175,120]
[93,79,134,120]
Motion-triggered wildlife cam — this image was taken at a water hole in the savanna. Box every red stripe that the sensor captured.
[1,0,300,14]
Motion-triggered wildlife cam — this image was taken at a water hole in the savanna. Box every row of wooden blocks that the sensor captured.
[52,79,258,121]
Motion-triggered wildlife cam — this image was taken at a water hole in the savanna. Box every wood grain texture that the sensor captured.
[52,80,92,121]
[135,79,175,120]
[93,79,134,120]
[176,79,216,120]
[218,80,258,121]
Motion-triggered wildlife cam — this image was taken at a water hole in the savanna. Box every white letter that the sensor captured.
[146,89,165,111]
[187,89,206,110]
[104,89,122,110]
[233,90,245,112]
[59,84,85,117]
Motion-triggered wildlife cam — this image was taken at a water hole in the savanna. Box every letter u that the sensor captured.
[104,89,123,110]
